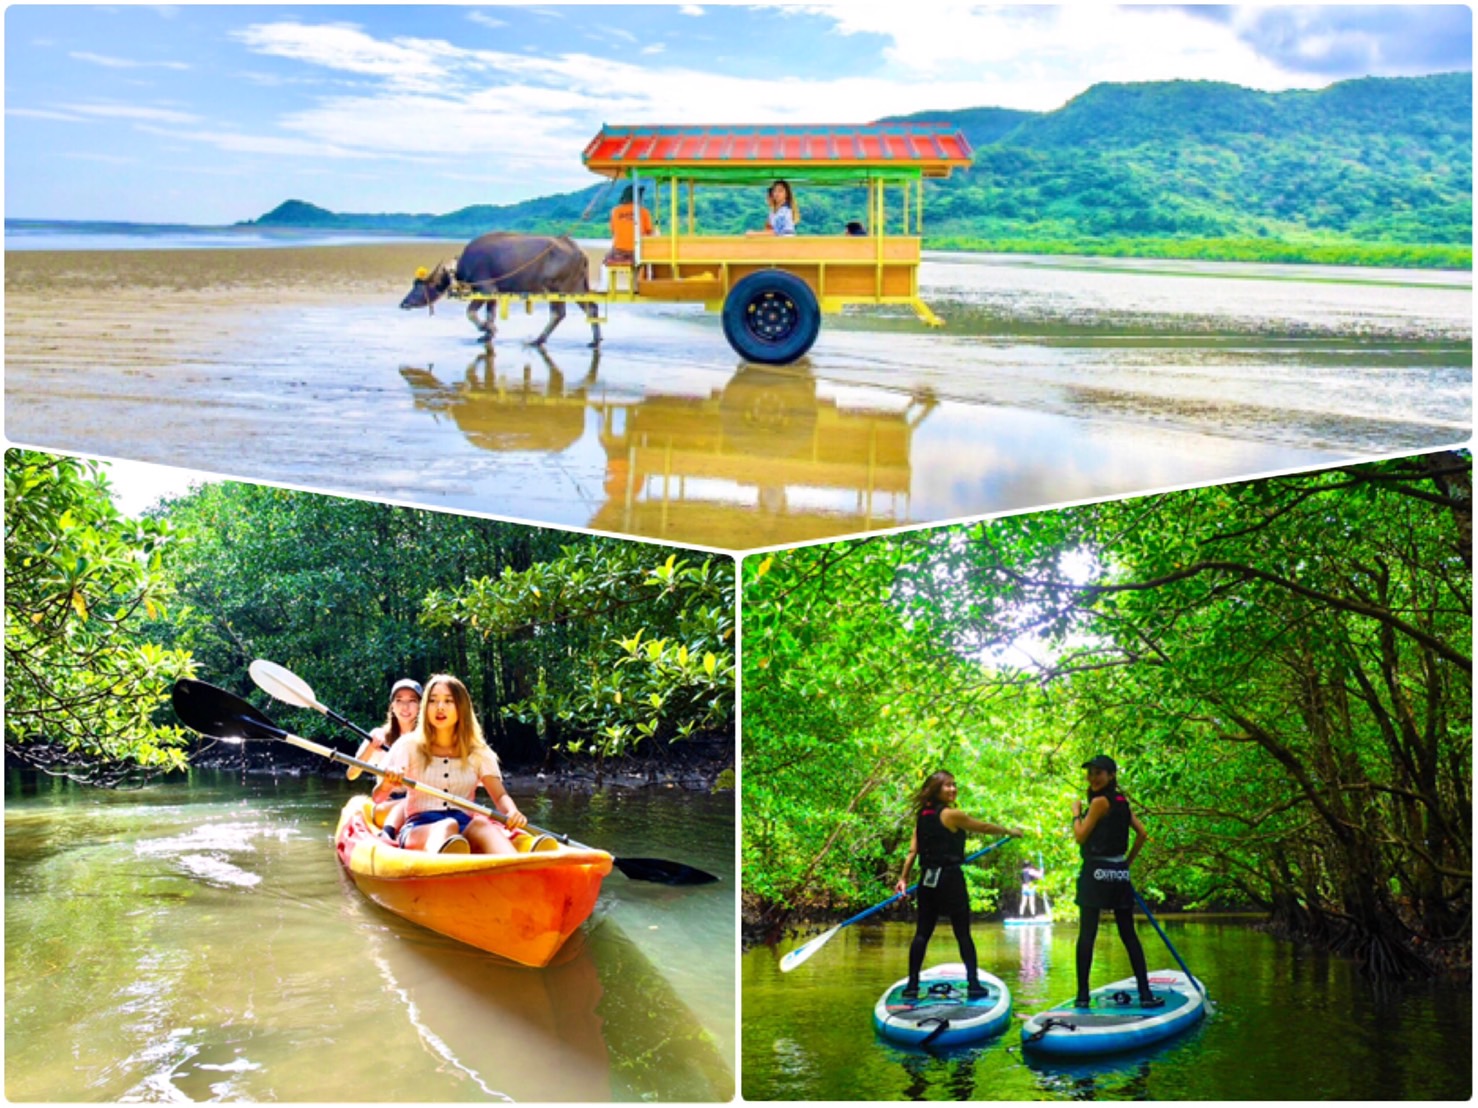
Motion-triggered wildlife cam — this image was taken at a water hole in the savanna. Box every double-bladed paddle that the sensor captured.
[779,836,1014,972]
[172,677,561,841]
[242,661,719,887]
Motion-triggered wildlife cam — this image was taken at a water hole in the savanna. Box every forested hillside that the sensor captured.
[927,72,1471,260]
[248,72,1472,266]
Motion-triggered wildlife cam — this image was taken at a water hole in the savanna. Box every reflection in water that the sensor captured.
[399,351,939,546]
[895,1048,980,1100]
[1023,1029,1193,1101]
[1008,920,1053,986]
[363,921,609,1101]
[401,347,599,454]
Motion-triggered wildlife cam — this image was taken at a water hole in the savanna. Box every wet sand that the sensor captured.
[6,243,1469,549]
[6,243,449,371]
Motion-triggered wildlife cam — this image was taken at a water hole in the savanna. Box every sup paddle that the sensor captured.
[779,836,1013,972]
[1132,886,1209,1002]
[244,661,719,887]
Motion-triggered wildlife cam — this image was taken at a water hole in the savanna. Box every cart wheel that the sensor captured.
[721,271,821,365]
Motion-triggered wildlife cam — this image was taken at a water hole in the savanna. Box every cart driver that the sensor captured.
[604,184,654,284]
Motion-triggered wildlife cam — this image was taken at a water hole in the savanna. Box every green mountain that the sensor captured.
[931,72,1472,250]
[244,72,1472,266]
[888,104,1038,149]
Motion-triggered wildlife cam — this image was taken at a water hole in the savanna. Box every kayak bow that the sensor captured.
[335,797,611,966]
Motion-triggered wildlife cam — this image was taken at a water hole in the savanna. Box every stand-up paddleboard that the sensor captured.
[1005,890,1053,926]
[1020,970,1205,1057]
[874,963,1012,1049]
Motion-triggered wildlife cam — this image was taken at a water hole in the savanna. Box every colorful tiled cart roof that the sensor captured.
[583,124,973,179]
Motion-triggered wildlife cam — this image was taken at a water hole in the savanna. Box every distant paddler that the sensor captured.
[1018,859,1045,917]
[895,770,1025,999]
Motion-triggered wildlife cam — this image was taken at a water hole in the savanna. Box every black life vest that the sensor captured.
[1083,786,1132,858]
[917,807,966,868]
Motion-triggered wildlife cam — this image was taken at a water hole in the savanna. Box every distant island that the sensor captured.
[238,71,1461,270]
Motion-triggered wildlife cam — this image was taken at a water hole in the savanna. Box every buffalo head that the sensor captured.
[400,260,456,311]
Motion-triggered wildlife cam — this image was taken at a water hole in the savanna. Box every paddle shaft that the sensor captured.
[275,698,611,857]
[1133,887,1206,997]
[273,727,573,844]
[780,836,1013,971]
[846,836,1013,928]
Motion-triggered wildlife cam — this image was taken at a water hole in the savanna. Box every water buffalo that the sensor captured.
[400,233,601,347]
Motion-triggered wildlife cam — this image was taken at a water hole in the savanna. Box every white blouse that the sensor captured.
[381,735,501,818]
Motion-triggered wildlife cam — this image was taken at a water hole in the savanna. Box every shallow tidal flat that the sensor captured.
[5,242,1470,548]
[5,242,456,371]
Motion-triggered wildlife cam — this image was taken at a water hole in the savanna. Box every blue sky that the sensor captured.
[5,4,1470,224]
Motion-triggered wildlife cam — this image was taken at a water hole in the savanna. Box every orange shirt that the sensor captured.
[610,204,654,252]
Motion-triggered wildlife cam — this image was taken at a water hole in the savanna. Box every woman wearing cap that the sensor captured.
[354,678,423,835]
[895,770,1025,999]
[1071,755,1163,1008]
[374,674,528,854]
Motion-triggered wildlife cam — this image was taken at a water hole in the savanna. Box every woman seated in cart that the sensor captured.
[749,179,798,237]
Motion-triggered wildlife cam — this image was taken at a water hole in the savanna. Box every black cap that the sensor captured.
[1081,754,1117,774]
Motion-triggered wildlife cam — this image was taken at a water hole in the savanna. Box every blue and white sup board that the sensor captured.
[873,963,1012,1049]
[1003,915,1053,927]
[1020,970,1205,1057]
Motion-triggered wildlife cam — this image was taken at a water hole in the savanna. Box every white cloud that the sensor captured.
[134,122,373,159]
[62,102,201,124]
[466,11,508,31]
[8,106,88,122]
[234,22,473,93]
[599,25,640,45]
[770,4,1319,96]
[678,5,704,15]
[71,50,191,70]
[63,151,139,165]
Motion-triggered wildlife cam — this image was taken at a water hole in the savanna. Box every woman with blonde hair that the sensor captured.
[374,674,528,854]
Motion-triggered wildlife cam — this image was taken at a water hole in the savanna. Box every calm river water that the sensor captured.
[4,771,735,1102]
[743,918,1470,1101]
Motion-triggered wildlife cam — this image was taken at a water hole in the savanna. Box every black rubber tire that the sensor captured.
[721,271,822,365]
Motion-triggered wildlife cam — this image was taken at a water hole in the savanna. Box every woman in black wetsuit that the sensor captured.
[1071,754,1164,1008]
[895,770,1024,999]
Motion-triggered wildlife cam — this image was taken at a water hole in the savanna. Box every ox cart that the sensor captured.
[450,123,973,365]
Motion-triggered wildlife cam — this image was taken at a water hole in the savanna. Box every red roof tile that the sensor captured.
[583,124,973,178]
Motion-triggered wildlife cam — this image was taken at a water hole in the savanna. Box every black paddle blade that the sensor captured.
[613,856,720,886]
[171,679,287,742]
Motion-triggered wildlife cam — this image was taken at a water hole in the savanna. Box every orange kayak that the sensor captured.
[333,797,613,967]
